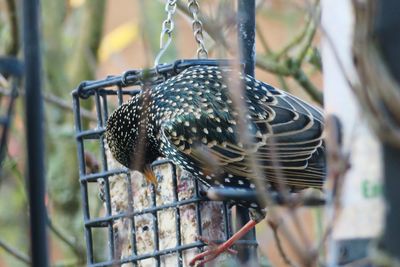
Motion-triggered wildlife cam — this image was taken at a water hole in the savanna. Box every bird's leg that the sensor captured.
[196,236,238,255]
[189,219,258,266]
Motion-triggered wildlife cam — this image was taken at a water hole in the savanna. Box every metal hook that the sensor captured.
[154,32,172,67]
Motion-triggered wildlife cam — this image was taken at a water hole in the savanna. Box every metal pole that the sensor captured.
[237,0,257,263]
[238,0,256,77]
[22,0,49,266]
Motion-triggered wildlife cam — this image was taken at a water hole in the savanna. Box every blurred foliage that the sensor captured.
[0,0,322,266]
[98,22,139,63]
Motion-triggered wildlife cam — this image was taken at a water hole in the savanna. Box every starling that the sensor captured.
[105,65,325,265]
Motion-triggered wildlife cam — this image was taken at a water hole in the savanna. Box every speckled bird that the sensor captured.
[105,65,325,265]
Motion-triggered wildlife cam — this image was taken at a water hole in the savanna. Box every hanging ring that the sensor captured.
[121,70,140,86]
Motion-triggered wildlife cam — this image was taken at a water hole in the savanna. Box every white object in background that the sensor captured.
[321,0,384,264]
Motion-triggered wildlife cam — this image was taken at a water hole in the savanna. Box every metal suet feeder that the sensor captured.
[72,58,258,266]
[72,1,261,265]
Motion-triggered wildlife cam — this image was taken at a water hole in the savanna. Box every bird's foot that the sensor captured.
[189,236,237,266]
[197,236,238,255]
[189,219,258,266]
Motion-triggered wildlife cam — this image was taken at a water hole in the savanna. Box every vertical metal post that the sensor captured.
[237,0,257,263]
[22,0,49,266]
[238,0,256,77]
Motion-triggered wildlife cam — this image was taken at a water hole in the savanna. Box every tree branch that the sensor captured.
[175,1,322,104]
[0,238,31,265]
[43,92,96,121]
[0,87,96,121]
[52,260,81,267]
[256,23,289,91]
[5,0,19,56]
[293,69,323,104]
[47,217,86,262]
[268,220,296,267]
[276,16,312,60]
[293,1,320,69]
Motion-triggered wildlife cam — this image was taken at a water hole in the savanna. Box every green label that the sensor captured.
[361,180,383,199]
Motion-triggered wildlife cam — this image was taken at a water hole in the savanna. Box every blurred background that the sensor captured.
[0,0,322,266]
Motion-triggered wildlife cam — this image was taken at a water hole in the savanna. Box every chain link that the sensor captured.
[154,0,177,66]
[188,0,208,59]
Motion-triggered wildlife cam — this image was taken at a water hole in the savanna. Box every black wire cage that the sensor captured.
[0,57,22,172]
[72,59,258,266]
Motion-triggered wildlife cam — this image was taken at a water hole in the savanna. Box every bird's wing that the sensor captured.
[160,78,324,188]
[243,77,325,186]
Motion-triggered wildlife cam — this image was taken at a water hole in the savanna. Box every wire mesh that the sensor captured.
[72,59,258,266]
[0,57,22,172]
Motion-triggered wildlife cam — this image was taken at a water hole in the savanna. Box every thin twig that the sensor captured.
[293,0,320,68]
[268,220,296,267]
[5,0,19,56]
[176,1,230,49]
[264,213,309,266]
[255,22,272,54]
[43,92,96,121]
[0,86,96,121]
[308,47,323,71]
[4,155,85,264]
[255,56,292,76]
[4,154,85,264]
[47,217,86,261]
[0,238,31,265]
[289,208,311,249]
[313,116,350,264]
[293,69,323,104]
[276,18,312,60]
[6,154,28,202]
[256,22,289,91]
[52,259,82,267]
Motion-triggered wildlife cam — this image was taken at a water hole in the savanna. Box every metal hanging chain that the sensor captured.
[188,0,208,59]
[154,0,177,66]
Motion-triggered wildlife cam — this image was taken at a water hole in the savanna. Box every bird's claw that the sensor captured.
[189,236,237,266]
[196,236,237,255]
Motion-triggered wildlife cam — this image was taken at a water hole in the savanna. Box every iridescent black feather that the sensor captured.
[105,65,325,208]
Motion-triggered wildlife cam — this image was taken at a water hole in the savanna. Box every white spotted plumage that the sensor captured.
[105,65,325,210]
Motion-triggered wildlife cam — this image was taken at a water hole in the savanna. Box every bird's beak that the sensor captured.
[143,165,158,186]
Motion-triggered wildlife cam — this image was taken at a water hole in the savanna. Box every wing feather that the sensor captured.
[159,68,324,188]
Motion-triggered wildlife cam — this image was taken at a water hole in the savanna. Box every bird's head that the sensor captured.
[105,94,160,173]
